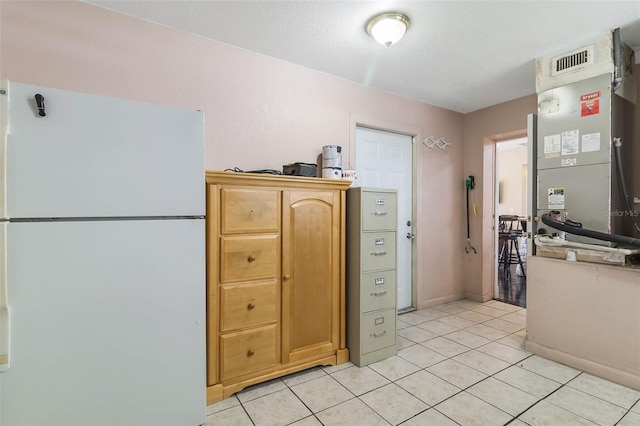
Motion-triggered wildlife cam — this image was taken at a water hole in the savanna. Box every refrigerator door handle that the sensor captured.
[0,222,10,372]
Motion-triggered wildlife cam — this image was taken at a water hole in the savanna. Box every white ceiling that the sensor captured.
[85,1,640,113]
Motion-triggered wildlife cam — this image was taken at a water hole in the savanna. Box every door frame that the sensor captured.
[493,136,529,300]
[348,113,420,312]
[482,129,527,301]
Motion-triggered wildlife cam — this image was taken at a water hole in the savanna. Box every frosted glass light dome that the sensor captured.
[366,13,410,47]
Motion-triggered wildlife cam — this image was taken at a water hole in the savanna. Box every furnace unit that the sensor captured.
[534,29,638,246]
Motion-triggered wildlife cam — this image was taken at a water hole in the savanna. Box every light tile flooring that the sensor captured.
[205,299,640,425]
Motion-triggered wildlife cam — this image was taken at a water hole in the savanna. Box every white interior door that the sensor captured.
[355,126,414,311]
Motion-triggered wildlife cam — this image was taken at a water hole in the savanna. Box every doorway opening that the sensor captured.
[354,125,415,312]
[494,137,528,307]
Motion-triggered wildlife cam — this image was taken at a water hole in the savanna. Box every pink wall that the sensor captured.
[462,95,537,301]
[526,256,640,390]
[0,1,465,308]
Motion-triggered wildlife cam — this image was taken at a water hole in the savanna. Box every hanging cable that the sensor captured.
[540,212,640,248]
[613,138,640,235]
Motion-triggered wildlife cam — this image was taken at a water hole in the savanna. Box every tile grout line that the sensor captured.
[209,301,640,426]
[612,397,640,426]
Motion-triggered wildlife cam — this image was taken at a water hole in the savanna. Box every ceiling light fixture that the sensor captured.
[366,12,410,47]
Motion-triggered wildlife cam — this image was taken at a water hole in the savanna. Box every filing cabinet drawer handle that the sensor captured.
[370,331,387,338]
[370,291,387,297]
[247,255,256,262]
[371,251,387,256]
[372,212,388,216]
[247,349,255,357]
[247,303,256,310]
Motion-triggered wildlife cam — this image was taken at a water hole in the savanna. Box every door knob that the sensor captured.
[406,232,415,239]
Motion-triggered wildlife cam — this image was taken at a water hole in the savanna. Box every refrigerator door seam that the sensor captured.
[9,215,205,223]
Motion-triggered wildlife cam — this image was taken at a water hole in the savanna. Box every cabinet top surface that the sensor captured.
[206,170,352,190]
[347,187,398,194]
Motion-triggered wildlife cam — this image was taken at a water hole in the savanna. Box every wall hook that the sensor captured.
[422,136,451,149]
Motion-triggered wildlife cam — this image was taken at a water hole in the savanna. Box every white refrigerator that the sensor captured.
[0,81,206,425]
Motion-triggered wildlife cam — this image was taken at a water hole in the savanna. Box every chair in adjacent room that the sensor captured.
[497,215,526,278]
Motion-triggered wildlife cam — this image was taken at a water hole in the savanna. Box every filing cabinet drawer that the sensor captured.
[220,235,279,283]
[220,280,278,332]
[361,192,397,231]
[220,324,278,380]
[361,309,396,354]
[361,232,396,272]
[360,270,396,313]
[220,187,280,234]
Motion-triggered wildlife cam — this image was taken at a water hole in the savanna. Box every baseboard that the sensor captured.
[419,292,465,309]
[462,292,483,303]
[524,340,640,391]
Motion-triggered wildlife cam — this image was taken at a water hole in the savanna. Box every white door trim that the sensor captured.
[348,114,421,312]
[482,129,527,302]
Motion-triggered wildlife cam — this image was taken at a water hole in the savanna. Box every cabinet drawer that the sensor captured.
[220,187,280,234]
[220,235,279,283]
[361,192,397,231]
[361,270,396,313]
[220,281,278,332]
[361,309,396,354]
[220,324,278,380]
[361,232,396,272]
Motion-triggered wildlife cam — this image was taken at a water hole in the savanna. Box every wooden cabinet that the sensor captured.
[346,187,398,367]
[205,171,350,404]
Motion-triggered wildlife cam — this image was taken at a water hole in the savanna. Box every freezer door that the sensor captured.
[2,81,204,219]
[2,219,205,426]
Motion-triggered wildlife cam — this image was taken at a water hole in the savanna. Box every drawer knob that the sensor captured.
[283,275,290,281]
[371,251,387,256]
[247,303,256,310]
[247,255,256,262]
[247,349,255,357]
[371,330,387,338]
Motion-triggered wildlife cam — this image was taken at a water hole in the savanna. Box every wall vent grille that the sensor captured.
[551,45,594,76]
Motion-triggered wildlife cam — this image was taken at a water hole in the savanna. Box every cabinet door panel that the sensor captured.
[220,235,279,283]
[220,280,278,332]
[282,190,340,361]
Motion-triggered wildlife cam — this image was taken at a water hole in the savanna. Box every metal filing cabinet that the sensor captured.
[346,187,397,367]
